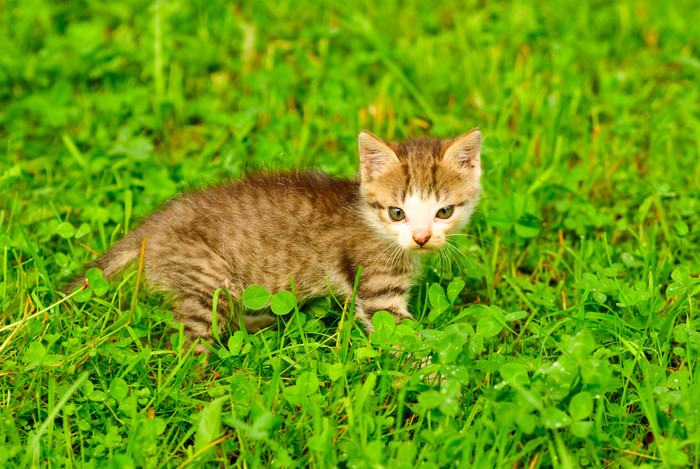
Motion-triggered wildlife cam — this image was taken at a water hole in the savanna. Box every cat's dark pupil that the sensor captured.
[437,206,454,219]
[388,207,405,221]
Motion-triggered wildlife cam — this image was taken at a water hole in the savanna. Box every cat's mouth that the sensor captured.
[408,243,440,252]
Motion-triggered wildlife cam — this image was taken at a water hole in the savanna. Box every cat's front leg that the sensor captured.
[354,294,413,332]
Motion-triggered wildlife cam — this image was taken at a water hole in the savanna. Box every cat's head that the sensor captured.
[358,130,482,252]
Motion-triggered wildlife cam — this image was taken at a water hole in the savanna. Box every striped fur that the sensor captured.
[66,130,482,353]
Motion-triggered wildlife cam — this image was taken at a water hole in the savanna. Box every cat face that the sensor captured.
[358,130,482,252]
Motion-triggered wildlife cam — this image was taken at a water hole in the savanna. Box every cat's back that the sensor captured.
[225,171,357,205]
[200,171,359,216]
[148,172,362,245]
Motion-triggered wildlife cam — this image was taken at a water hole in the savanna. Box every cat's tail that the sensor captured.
[64,227,146,295]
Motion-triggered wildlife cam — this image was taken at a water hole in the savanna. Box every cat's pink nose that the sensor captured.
[412,232,431,246]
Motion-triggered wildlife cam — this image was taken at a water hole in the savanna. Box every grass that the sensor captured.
[1,0,699,467]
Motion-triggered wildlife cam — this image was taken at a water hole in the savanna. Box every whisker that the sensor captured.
[438,248,453,281]
[444,239,482,276]
[441,248,456,279]
[445,233,495,246]
[441,243,467,275]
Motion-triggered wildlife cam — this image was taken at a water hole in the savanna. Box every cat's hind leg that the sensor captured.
[176,290,276,354]
[176,295,232,355]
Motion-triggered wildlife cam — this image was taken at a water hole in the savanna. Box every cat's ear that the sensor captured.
[358,131,400,179]
[444,129,481,170]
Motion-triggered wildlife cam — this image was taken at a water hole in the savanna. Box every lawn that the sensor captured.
[1,0,699,467]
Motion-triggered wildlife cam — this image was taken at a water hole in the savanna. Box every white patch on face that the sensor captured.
[384,192,475,251]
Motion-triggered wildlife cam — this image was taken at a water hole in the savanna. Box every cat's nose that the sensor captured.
[412,232,431,246]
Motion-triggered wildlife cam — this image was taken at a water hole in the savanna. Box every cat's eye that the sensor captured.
[436,205,454,219]
[388,207,405,222]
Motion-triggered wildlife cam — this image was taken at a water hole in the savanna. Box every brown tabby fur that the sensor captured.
[66,130,482,353]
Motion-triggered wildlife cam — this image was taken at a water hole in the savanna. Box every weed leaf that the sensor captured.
[242,285,271,310]
[271,290,295,315]
[194,396,227,455]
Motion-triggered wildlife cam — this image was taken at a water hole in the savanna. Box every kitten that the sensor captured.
[66,130,482,353]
